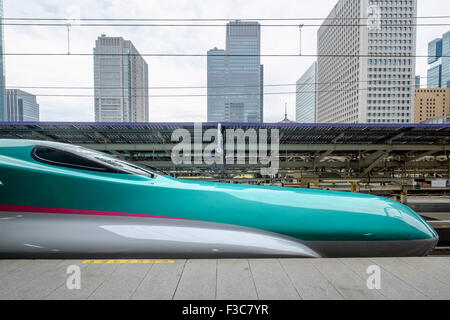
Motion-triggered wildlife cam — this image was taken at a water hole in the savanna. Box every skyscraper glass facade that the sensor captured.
[296,62,317,123]
[428,38,442,64]
[428,64,442,88]
[207,48,227,121]
[5,89,39,122]
[94,35,149,122]
[0,0,5,121]
[415,75,421,88]
[442,31,450,88]
[207,21,263,123]
[427,32,450,88]
[317,0,417,124]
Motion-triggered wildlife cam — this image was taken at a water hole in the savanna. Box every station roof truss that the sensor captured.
[1,122,449,180]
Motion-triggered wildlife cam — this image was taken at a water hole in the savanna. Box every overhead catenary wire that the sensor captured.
[15,89,372,98]
[0,17,439,58]
[25,84,423,98]
[5,16,450,21]
[1,22,449,27]
[0,52,443,58]
[5,75,429,91]
[1,14,449,28]
[0,15,438,99]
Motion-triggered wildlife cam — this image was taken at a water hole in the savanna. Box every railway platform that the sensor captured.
[1,257,449,300]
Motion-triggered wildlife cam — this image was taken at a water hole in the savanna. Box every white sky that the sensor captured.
[3,0,450,122]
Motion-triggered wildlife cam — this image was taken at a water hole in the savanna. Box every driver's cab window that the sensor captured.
[31,145,155,177]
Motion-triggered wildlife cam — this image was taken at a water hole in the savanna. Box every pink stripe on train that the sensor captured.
[0,204,188,220]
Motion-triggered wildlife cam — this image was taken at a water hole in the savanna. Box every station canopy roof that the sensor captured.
[0,122,449,146]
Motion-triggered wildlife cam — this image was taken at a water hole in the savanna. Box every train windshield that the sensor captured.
[84,152,157,177]
[32,145,157,178]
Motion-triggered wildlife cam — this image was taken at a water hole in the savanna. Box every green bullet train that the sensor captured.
[0,139,438,258]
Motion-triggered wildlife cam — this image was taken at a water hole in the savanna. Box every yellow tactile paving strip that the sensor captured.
[82,259,174,264]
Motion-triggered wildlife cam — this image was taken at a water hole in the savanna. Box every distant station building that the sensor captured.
[414,88,450,123]
[427,32,450,88]
[317,0,417,124]
[296,62,317,123]
[5,89,39,122]
[207,21,264,123]
[279,103,295,123]
[94,35,149,122]
[421,114,450,124]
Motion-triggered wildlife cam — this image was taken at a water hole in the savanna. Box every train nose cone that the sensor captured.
[386,200,439,255]
[389,201,437,238]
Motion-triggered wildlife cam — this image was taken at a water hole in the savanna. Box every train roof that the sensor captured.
[0,139,68,148]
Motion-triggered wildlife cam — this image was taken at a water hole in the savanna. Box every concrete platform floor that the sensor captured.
[0,257,449,300]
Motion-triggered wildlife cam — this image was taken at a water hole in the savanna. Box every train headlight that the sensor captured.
[385,207,403,219]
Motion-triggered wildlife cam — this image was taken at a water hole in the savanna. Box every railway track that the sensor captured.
[426,220,450,255]
[429,247,450,256]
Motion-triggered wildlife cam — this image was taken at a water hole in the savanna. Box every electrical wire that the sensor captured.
[6,16,450,21]
[24,85,423,98]
[0,22,447,27]
[6,75,427,91]
[0,53,441,58]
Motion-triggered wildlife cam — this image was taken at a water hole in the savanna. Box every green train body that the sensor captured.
[0,139,438,258]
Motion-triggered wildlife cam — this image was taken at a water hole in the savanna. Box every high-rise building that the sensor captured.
[94,35,149,122]
[207,21,263,123]
[0,0,6,121]
[427,31,450,89]
[317,0,417,124]
[442,32,450,89]
[260,64,264,121]
[207,48,227,122]
[414,88,450,123]
[427,38,442,88]
[296,62,317,123]
[415,75,421,88]
[5,89,39,122]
